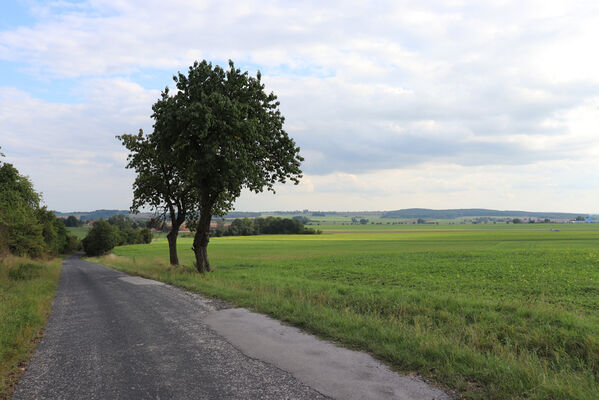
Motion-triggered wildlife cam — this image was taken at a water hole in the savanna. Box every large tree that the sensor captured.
[153,60,303,272]
[0,155,44,257]
[0,148,79,257]
[117,129,195,265]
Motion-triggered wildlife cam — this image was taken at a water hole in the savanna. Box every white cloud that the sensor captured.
[235,160,599,213]
[1,0,599,211]
[0,83,155,210]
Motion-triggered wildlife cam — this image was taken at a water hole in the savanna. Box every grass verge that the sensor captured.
[0,256,62,399]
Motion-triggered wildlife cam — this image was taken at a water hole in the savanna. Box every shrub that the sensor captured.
[63,234,81,253]
[8,262,43,281]
[82,220,118,256]
[139,228,152,244]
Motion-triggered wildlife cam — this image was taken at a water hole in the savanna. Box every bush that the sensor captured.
[139,228,152,244]
[106,215,152,245]
[63,234,81,253]
[8,262,44,281]
[82,219,152,255]
[82,220,118,256]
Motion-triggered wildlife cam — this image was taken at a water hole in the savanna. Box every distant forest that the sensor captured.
[55,210,263,221]
[55,209,131,221]
[381,208,586,219]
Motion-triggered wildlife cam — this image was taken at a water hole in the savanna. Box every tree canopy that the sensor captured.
[0,150,79,257]
[82,220,118,256]
[117,129,195,265]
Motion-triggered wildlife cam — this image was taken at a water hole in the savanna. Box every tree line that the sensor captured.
[0,149,80,258]
[213,216,321,237]
[82,215,152,256]
[118,60,303,272]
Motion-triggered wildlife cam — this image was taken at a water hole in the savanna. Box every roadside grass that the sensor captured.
[0,256,62,399]
[92,225,599,399]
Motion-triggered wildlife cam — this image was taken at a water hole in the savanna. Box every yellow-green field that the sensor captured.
[93,224,599,399]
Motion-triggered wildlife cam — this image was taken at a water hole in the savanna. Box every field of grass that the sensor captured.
[0,256,62,399]
[66,226,91,239]
[92,224,599,399]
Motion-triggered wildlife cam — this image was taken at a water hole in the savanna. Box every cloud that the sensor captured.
[1,0,599,211]
[235,160,599,213]
[0,82,156,210]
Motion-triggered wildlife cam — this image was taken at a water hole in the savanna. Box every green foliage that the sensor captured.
[82,218,153,255]
[215,217,321,237]
[117,129,195,265]
[139,228,152,244]
[156,60,303,213]
[97,225,599,400]
[0,161,44,257]
[37,207,67,254]
[106,215,153,246]
[107,213,139,230]
[224,217,256,236]
[150,60,303,271]
[63,215,83,227]
[0,157,79,257]
[82,220,118,256]
[8,262,43,281]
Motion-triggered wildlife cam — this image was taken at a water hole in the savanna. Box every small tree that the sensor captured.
[139,228,153,244]
[153,60,303,272]
[82,220,118,256]
[118,130,196,265]
[0,159,45,257]
[64,215,81,227]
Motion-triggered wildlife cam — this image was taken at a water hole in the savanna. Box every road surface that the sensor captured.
[14,255,449,400]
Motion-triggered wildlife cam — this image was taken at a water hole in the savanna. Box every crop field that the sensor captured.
[93,224,599,399]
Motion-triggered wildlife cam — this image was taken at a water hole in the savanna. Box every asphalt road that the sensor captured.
[14,255,449,400]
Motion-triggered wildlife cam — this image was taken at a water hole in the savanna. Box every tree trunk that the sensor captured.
[193,210,212,273]
[165,202,186,266]
[166,229,179,265]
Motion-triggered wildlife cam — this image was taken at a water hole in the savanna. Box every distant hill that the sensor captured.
[381,208,585,220]
[223,211,262,218]
[55,209,131,221]
[56,209,263,221]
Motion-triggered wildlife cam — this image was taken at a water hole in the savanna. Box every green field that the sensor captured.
[92,224,599,399]
[0,257,62,399]
[66,226,91,239]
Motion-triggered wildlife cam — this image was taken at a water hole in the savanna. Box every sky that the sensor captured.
[1,0,598,213]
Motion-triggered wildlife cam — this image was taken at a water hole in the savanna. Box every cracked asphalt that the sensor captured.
[13,254,449,400]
